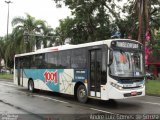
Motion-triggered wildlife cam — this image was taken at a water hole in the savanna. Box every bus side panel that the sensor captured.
[23,69,39,88]
[59,69,74,95]
[36,69,75,95]
[21,69,86,96]
[23,69,75,95]
[24,69,61,92]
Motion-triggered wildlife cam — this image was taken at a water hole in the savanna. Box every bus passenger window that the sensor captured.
[47,52,58,68]
[58,51,70,69]
[71,49,86,69]
[35,54,45,69]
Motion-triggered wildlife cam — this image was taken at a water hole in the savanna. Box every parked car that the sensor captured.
[146,72,155,80]
[1,69,10,74]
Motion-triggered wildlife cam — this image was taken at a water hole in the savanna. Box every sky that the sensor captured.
[0,0,71,37]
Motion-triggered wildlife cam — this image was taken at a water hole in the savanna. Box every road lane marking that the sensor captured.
[1,82,160,107]
[33,94,69,104]
[0,82,69,104]
[16,90,69,104]
[90,108,115,114]
[140,101,160,106]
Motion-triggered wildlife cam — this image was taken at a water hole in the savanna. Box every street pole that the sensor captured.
[4,0,12,69]
[5,0,12,41]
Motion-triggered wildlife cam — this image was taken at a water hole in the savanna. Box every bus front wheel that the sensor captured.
[28,80,35,93]
[77,85,88,103]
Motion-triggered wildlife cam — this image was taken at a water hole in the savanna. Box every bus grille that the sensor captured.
[124,92,142,97]
[122,86,141,89]
[120,79,143,83]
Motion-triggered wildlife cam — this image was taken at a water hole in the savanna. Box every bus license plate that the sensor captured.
[131,91,137,96]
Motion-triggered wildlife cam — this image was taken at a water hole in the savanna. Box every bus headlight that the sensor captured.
[140,83,144,88]
[110,82,123,90]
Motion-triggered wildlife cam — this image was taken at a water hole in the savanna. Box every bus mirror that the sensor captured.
[108,49,113,66]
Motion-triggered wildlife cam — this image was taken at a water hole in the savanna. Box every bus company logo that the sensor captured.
[44,70,58,84]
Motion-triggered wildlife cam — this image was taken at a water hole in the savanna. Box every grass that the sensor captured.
[146,80,160,96]
[0,73,13,80]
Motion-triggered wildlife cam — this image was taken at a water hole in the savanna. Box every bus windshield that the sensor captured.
[110,50,144,78]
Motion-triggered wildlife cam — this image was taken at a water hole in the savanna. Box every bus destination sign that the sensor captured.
[116,42,139,49]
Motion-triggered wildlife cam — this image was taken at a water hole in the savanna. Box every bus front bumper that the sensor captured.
[108,86,145,100]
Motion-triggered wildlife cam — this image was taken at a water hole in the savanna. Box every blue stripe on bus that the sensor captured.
[23,69,64,92]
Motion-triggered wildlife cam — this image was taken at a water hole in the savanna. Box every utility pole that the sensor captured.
[5,0,12,41]
[5,0,12,69]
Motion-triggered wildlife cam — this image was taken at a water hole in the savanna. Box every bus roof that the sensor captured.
[15,39,140,57]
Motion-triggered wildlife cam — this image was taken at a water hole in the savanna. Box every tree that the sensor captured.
[53,0,160,43]
[3,34,15,68]
[12,13,47,52]
[40,22,54,47]
[53,0,127,44]
[2,14,53,69]
[0,37,4,60]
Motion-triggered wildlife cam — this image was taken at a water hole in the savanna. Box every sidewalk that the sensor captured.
[0,78,13,82]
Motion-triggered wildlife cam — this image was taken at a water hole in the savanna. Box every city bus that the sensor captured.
[14,39,145,103]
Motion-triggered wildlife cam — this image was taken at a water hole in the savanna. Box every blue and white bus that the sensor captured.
[14,39,145,103]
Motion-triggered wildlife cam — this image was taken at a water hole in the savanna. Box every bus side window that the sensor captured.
[71,48,87,69]
[47,52,58,69]
[30,55,36,69]
[58,51,70,69]
[22,56,31,69]
[35,54,46,69]
[15,57,22,69]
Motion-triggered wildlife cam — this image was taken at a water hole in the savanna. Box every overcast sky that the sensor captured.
[0,0,71,37]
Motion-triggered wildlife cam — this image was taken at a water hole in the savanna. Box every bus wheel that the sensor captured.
[28,80,34,93]
[77,85,88,103]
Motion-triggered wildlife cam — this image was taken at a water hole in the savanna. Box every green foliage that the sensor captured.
[54,0,127,44]
[146,80,160,95]
[1,0,160,69]
[0,37,5,60]
[54,0,160,43]
[152,31,160,57]
[12,13,49,52]
[1,14,54,69]
[0,73,13,80]
[155,31,160,40]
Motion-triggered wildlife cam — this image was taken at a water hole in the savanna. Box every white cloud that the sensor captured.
[0,0,71,36]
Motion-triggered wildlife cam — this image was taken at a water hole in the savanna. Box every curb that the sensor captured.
[0,79,13,82]
[146,94,160,97]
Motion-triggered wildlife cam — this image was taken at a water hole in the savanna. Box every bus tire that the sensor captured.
[28,80,35,93]
[77,85,88,103]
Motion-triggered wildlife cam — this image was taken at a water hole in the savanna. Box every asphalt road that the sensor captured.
[0,79,160,120]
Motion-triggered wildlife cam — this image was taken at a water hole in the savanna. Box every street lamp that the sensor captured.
[5,0,12,40]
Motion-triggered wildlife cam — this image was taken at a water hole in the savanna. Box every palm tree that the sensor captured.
[133,0,150,44]
[12,13,46,52]
[40,22,54,48]
[1,14,53,69]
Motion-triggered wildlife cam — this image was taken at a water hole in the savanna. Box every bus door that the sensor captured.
[17,58,23,86]
[89,49,102,98]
